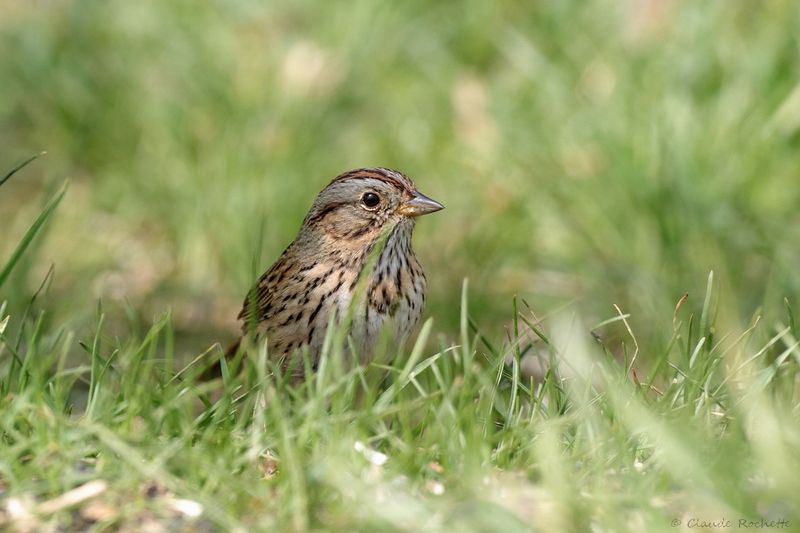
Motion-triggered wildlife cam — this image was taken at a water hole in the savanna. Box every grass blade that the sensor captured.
[0,182,66,290]
[0,152,45,189]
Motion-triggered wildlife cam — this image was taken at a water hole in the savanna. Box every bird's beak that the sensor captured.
[396,191,445,217]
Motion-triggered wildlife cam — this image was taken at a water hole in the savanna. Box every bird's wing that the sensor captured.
[237,252,301,333]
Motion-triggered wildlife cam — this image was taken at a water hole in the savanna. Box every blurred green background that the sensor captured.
[2,0,799,356]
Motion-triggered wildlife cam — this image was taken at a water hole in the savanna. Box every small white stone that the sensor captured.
[168,498,203,518]
[6,497,29,519]
[426,481,445,495]
[354,441,388,466]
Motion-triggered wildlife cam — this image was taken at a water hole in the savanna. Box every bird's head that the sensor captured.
[302,167,443,243]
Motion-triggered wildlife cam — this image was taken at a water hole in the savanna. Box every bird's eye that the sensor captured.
[361,192,381,209]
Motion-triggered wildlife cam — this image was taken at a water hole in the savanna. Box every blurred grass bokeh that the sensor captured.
[3,0,800,352]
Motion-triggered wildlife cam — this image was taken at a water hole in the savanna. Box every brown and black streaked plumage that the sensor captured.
[229,167,443,376]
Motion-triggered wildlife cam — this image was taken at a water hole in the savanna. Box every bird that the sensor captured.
[227,167,443,378]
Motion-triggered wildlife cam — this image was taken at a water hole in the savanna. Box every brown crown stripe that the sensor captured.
[330,167,415,192]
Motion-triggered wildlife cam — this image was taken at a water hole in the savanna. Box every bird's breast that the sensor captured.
[259,224,426,367]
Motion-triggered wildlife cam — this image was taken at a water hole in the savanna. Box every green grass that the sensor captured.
[2,268,799,530]
[2,1,800,531]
